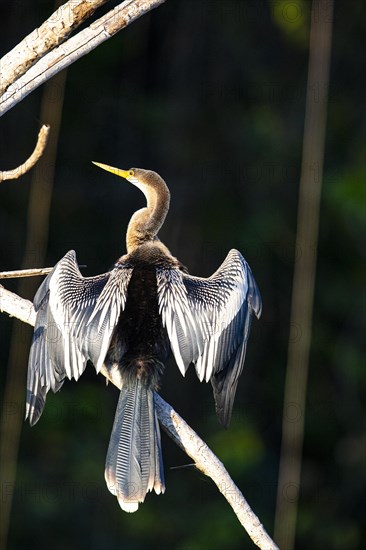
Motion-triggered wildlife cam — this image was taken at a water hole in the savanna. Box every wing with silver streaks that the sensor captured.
[26,250,132,425]
[157,249,261,427]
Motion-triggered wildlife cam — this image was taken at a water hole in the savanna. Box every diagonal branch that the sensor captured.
[0,285,36,325]
[0,125,50,182]
[0,0,168,117]
[0,0,110,96]
[0,283,278,550]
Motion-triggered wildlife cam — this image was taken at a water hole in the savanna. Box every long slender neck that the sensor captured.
[126,178,170,253]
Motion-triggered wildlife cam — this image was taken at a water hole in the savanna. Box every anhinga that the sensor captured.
[26,164,262,512]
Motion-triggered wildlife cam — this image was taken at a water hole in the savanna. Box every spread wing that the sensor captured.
[26,250,132,426]
[157,249,262,427]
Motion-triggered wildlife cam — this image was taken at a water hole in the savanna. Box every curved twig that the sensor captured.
[0,283,278,550]
[0,125,50,182]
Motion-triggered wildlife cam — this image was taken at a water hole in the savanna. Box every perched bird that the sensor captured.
[26,164,262,512]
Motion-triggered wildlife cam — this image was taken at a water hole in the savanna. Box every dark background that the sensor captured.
[0,1,364,549]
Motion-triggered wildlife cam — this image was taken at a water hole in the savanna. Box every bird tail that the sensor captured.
[105,377,165,512]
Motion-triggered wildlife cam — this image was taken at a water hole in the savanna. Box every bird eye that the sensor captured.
[128,169,135,177]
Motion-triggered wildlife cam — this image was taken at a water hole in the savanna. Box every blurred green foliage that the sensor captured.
[0,0,364,549]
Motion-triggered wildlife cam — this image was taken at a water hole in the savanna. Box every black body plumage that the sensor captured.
[26,166,262,512]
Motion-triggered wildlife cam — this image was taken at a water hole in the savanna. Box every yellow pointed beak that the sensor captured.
[92,161,129,179]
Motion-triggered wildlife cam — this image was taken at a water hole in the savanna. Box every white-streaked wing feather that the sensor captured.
[157,249,262,426]
[26,250,132,425]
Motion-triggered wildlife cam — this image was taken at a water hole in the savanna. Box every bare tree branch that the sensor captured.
[0,0,168,117]
[0,266,84,279]
[0,285,36,325]
[0,267,54,279]
[0,283,278,550]
[0,125,50,182]
[153,394,278,549]
[0,0,109,96]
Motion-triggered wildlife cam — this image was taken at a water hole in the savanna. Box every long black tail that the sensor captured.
[105,377,165,512]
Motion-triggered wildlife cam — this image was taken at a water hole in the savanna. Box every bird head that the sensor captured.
[92,162,165,195]
[92,162,171,252]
